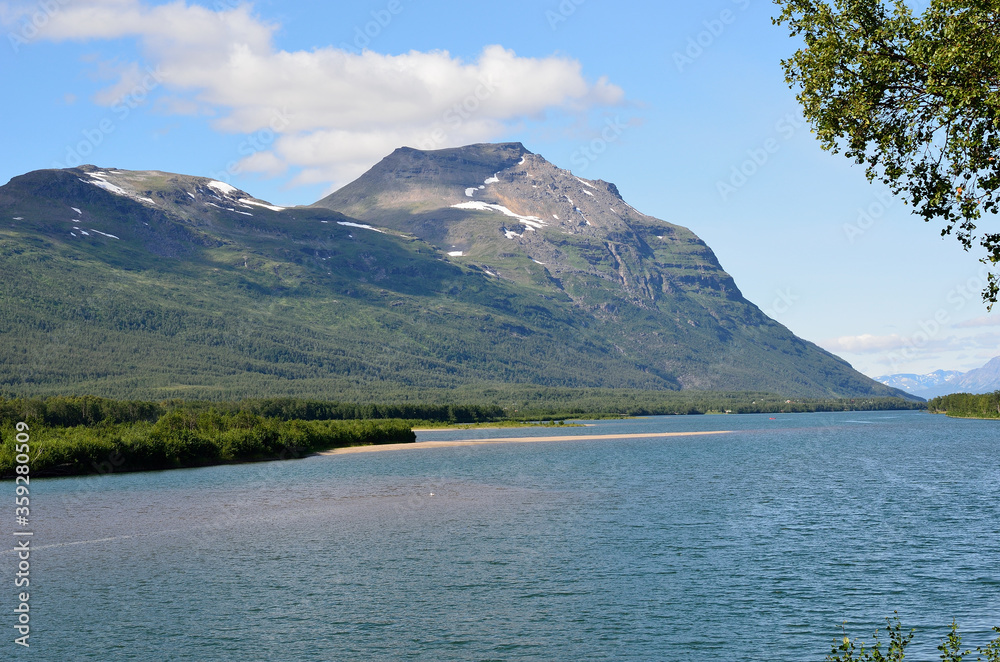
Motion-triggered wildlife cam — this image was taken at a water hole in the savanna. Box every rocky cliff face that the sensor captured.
[317,143,745,304]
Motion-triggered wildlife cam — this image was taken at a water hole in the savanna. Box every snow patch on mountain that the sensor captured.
[337,221,384,233]
[81,176,155,205]
[207,180,239,196]
[239,199,285,212]
[451,201,547,229]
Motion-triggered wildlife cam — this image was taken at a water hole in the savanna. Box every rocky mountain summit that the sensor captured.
[317,143,740,305]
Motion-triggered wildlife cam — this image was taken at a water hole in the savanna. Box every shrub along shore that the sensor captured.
[0,397,421,478]
[0,393,925,478]
[0,413,414,478]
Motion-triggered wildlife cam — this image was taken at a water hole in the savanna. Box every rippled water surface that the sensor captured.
[6,411,999,660]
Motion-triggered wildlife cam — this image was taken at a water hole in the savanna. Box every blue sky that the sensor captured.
[1,0,996,377]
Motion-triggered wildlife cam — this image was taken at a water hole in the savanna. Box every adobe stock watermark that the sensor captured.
[843,189,895,243]
[673,0,752,73]
[209,107,291,184]
[546,0,586,30]
[716,112,805,201]
[570,116,628,173]
[7,0,69,53]
[885,265,991,371]
[339,0,406,54]
[764,287,800,319]
[414,74,499,151]
[52,65,165,169]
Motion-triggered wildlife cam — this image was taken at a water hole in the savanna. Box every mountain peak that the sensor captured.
[392,141,529,157]
[0,148,911,398]
[7,165,288,220]
[311,142,770,310]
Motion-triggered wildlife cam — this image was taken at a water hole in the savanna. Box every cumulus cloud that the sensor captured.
[13,0,625,189]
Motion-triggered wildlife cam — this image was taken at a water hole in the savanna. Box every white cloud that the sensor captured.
[966,330,1000,348]
[91,60,153,105]
[17,0,625,189]
[820,334,910,354]
[956,314,1000,328]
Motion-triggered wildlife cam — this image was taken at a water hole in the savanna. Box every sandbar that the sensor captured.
[319,430,732,456]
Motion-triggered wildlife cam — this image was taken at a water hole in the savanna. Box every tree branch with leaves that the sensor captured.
[774,0,1000,306]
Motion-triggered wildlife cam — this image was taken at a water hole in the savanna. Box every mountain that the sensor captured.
[320,142,907,397]
[876,370,966,396]
[878,356,1000,397]
[953,357,1000,394]
[0,145,910,401]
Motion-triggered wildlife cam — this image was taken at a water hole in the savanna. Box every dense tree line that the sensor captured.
[0,395,163,428]
[481,390,924,419]
[171,398,505,424]
[0,393,924,431]
[0,396,506,427]
[927,392,1000,419]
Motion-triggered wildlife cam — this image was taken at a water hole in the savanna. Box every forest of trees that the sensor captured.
[927,391,1000,419]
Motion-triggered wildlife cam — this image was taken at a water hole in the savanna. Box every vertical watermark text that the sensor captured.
[11,422,32,648]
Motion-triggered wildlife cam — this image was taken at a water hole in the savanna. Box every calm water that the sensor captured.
[5,411,999,660]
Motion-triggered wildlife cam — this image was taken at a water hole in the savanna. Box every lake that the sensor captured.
[6,410,999,660]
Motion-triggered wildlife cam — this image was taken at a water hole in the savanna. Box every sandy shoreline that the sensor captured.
[409,424,596,432]
[319,430,732,456]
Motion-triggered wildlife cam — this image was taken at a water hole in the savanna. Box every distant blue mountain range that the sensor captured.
[877,356,1000,398]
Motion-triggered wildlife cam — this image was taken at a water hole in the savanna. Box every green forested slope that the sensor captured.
[0,158,910,401]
